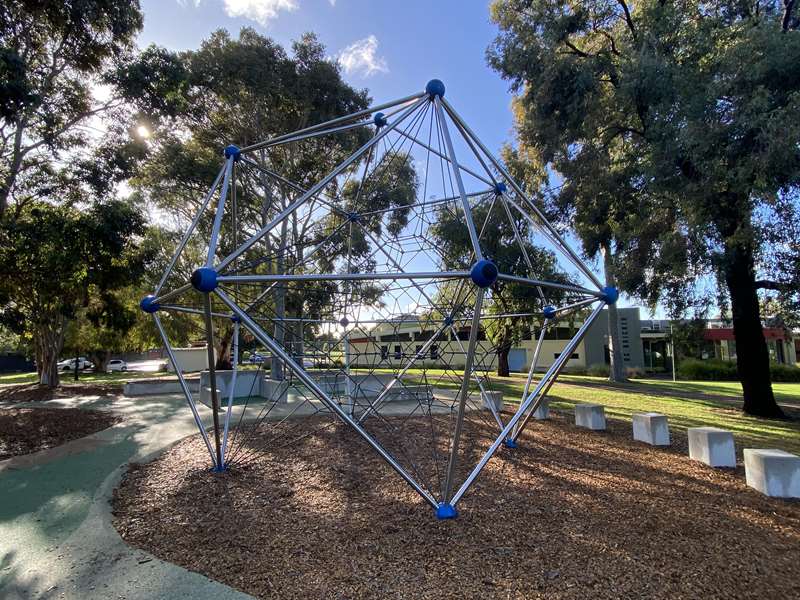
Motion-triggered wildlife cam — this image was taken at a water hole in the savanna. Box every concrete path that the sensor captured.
[0,392,254,600]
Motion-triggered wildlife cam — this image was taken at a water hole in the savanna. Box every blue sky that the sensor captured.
[139,0,515,156]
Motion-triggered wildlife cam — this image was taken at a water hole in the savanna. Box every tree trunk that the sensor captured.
[90,350,111,373]
[602,245,627,382]
[496,332,512,377]
[215,325,233,370]
[37,318,65,388]
[722,239,785,418]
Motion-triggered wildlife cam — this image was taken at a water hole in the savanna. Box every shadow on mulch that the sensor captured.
[112,412,800,600]
[0,407,121,460]
[0,383,121,404]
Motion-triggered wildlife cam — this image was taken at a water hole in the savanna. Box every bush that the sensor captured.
[677,358,737,381]
[677,358,800,382]
[625,366,645,379]
[587,363,610,377]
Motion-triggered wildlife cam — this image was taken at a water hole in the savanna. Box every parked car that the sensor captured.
[106,359,128,372]
[57,357,94,372]
[248,353,267,364]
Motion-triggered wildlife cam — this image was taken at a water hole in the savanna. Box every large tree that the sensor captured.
[489,0,800,417]
[0,0,143,219]
[0,200,151,386]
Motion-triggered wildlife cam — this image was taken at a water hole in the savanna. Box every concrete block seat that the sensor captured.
[744,449,800,498]
[688,427,736,467]
[531,398,550,420]
[574,403,606,430]
[632,412,670,446]
[481,391,503,413]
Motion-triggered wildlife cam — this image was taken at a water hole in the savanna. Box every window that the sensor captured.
[430,345,439,360]
[554,353,580,360]
[415,330,433,341]
[415,345,424,356]
[380,346,388,360]
[394,345,402,359]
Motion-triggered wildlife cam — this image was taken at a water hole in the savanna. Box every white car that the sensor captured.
[58,357,94,372]
[107,359,128,372]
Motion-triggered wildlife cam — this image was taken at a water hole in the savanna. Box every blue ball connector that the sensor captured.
[543,305,557,320]
[470,259,498,288]
[503,438,518,449]
[494,182,507,195]
[224,144,241,161]
[425,79,445,99]
[139,294,160,314]
[436,502,458,520]
[191,267,218,293]
[373,112,387,128]
[212,463,227,473]
[601,286,619,305]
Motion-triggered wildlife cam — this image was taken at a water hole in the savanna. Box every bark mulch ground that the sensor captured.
[112,411,800,599]
[0,407,121,460]
[0,382,121,404]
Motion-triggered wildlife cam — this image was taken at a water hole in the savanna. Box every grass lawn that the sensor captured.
[0,370,156,385]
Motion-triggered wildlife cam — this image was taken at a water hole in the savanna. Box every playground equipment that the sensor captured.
[140,79,617,518]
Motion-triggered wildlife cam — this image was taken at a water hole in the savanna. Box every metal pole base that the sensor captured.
[436,503,458,520]
[502,438,519,449]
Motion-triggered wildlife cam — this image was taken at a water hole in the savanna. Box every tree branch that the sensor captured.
[617,0,637,39]
[755,279,793,292]
[782,0,797,31]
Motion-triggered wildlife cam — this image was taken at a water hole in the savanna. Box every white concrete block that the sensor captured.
[531,398,550,420]
[687,427,736,467]
[632,412,670,446]
[200,386,222,409]
[744,449,800,498]
[482,391,504,413]
[574,404,605,430]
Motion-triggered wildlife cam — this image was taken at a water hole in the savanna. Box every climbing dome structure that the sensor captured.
[140,79,617,518]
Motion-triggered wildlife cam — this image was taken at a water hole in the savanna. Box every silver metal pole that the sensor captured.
[441,97,603,290]
[153,283,193,305]
[239,92,425,153]
[214,288,439,509]
[216,96,428,271]
[443,288,485,504]
[206,157,234,266]
[202,294,224,469]
[496,273,603,297]
[155,164,227,296]
[153,313,217,467]
[450,302,605,505]
[512,317,550,438]
[221,319,239,464]
[554,296,604,314]
[671,322,677,382]
[434,97,483,261]
[159,304,231,319]
[217,271,469,284]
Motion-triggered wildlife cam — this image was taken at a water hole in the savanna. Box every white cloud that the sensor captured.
[222,0,298,24]
[179,0,298,25]
[337,35,388,77]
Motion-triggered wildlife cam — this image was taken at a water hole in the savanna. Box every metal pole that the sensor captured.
[221,319,239,464]
[155,164,227,296]
[239,91,425,153]
[443,288,485,504]
[450,302,605,506]
[513,317,550,438]
[434,97,483,261]
[216,96,428,272]
[441,97,603,290]
[207,157,234,266]
[671,322,677,382]
[496,273,603,297]
[217,271,470,284]
[214,288,439,509]
[202,293,224,470]
[153,313,217,466]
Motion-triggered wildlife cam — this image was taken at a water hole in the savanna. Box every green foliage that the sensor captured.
[677,358,800,382]
[587,363,610,377]
[0,0,144,217]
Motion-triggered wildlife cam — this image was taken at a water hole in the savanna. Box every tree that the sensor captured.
[110,29,373,377]
[0,200,150,386]
[489,0,800,417]
[431,195,571,376]
[0,0,143,219]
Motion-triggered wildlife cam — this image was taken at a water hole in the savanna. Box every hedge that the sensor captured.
[677,358,800,382]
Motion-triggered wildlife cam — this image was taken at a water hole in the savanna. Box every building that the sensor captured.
[348,307,645,373]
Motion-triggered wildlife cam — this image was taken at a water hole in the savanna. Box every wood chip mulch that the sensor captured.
[112,412,800,599]
[0,407,121,460]
[0,382,122,404]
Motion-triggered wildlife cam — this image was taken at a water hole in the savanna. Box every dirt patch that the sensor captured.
[0,382,122,403]
[0,407,121,459]
[112,412,800,599]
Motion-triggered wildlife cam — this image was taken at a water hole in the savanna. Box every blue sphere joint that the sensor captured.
[347,211,360,223]
[211,463,227,473]
[425,79,445,99]
[224,144,241,161]
[443,315,454,327]
[602,286,619,305]
[543,305,557,320]
[191,267,219,293]
[373,112,387,128]
[470,259,498,288]
[503,438,518,449]
[139,294,160,314]
[494,182,507,195]
[230,315,241,324]
[339,317,350,327]
[435,502,458,520]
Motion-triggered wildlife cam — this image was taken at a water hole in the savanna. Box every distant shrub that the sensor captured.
[625,366,645,379]
[566,367,587,375]
[677,358,737,381]
[770,363,800,382]
[587,363,610,377]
